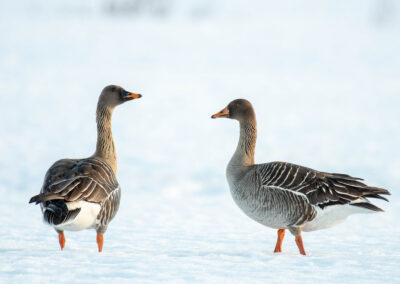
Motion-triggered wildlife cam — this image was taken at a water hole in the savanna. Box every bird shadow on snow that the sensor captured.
[166,249,254,258]
[164,247,322,259]
[0,248,57,254]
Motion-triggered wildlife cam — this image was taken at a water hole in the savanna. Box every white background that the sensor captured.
[0,0,399,283]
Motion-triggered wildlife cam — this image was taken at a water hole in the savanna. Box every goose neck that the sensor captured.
[229,119,257,167]
[94,104,117,174]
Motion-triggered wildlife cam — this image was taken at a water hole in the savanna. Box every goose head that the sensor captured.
[99,85,142,107]
[211,99,255,122]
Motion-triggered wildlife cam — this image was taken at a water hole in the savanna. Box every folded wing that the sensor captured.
[30,157,119,205]
[256,162,390,210]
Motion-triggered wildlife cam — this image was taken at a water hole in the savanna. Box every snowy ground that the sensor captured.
[0,0,399,283]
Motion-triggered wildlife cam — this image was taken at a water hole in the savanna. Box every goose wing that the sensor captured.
[255,162,390,209]
[30,157,119,205]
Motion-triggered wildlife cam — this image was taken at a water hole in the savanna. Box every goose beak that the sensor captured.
[122,90,142,101]
[211,107,229,119]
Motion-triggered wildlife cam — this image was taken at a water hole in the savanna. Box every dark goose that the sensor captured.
[29,85,142,252]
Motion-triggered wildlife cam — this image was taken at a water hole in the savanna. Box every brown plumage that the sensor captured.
[29,85,142,252]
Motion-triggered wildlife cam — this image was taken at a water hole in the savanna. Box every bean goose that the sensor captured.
[211,99,390,255]
[29,85,142,252]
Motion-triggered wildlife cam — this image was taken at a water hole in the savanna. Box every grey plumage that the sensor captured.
[255,161,389,211]
[212,98,390,255]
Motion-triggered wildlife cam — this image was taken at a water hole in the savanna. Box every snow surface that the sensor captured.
[0,0,399,283]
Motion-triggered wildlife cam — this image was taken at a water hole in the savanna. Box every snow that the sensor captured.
[0,0,399,283]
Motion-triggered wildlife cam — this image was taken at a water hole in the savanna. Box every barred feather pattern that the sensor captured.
[34,157,121,232]
[227,114,390,230]
[255,161,390,209]
[229,165,317,229]
[97,186,121,233]
[29,90,129,236]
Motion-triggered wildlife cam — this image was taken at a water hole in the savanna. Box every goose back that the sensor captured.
[30,157,121,231]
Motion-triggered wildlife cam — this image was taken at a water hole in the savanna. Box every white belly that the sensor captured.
[54,201,101,232]
[303,204,373,232]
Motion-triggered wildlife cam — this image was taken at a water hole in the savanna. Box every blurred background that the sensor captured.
[0,0,399,282]
[1,0,399,197]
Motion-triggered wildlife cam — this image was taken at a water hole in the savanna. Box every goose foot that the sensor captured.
[273,229,285,253]
[97,234,103,252]
[295,235,306,255]
[58,232,65,250]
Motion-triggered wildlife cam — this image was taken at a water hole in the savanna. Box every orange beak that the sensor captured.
[211,107,229,119]
[125,92,142,100]
[122,89,142,101]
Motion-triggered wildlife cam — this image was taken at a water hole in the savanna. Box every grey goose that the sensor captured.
[211,99,390,255]
[29,85,142,252]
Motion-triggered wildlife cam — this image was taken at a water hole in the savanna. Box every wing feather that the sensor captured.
[30,158,119,205]
[256,162,390,209]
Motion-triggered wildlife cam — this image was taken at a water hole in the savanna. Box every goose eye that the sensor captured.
[111,87,116,92]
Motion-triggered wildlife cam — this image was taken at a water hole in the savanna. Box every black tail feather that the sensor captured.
[29,193,64,204]
[329,173,391,203]
[43,200,81,225]
[351,202,384,212]
[365,193,389,202]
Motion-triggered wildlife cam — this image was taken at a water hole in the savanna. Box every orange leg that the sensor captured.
[97,234,103,252]
[295,235,306,255]
[273,229,285,253]
[58,232,66,250]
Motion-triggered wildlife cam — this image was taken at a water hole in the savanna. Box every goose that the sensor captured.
[211,99,390,255]
[29,85,142,252]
